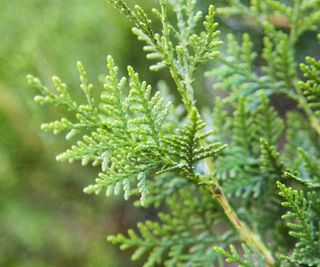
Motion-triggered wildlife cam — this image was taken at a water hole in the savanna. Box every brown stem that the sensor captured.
[212,186,275,267]
[301,99,320,136]
[202,145,275,265]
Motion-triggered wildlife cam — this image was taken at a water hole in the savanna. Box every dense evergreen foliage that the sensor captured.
[30,0,320,266]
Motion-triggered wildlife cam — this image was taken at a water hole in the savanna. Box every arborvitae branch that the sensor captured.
[29,0,320,266]
[106,3,276,264]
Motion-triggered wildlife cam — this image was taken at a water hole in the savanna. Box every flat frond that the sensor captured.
[277,182,320,266]
[215,244,265,267]
[30,56,171,205]
[161,108,226,181]
[300,55,320,119]
[109,188,234,267]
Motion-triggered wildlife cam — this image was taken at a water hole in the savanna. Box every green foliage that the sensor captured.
[109,188,235,267]
[109,0,222,109]
[284,111,320,162]
[160,108,226,182]
[300,53,320,118]
[29,55,225,207]
[213,96,285,199]
[206,33,263,102]
[30,0,320,266]
[206,31,296,104]
[219,0,320,41]
[215,244,265,267]
[29,56,168,205]
[277,182,320,266]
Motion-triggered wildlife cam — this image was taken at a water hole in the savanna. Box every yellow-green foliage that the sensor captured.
[30,0,320,266]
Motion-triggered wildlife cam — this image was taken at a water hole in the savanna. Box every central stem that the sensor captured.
[201,143,275,265]
[211,185,275,266]
[203,149,275,266]
[174,67,276,267]
[116,0,276,263]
